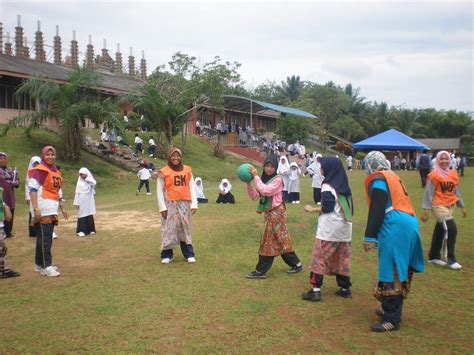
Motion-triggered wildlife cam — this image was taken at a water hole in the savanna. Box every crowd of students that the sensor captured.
[0,145,468,333]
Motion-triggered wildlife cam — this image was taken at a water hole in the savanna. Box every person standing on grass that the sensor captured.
[0,152,20,238]
[28,146,68,277]
[25,156,41,237]
[287,162,302,204]
[136,162,152,195]
[306,153,323,205]
[362,151,424,332]
[301,157,353,302]
[0,188,20,279]
[73,167,97,238]
[134,133,143,155]
[277,155,291,202]
[245,156,303,279]
[421,150,467,270]
[157,148,198,264]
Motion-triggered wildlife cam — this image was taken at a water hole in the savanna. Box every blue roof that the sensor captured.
[353,129,430,151]
[223,95,316,119]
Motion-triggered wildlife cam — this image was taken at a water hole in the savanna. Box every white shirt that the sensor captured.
[137,168,151,180]
[156,174,198,212]
[148,138,156,146]
[316,184,352,242]
[28,178,60,217]
[135,136,143,144]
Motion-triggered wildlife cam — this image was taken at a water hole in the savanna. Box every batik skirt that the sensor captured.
[160,200,193,250]
[259,204,294,256]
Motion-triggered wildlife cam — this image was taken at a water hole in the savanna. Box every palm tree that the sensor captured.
[281,75,302,102]
[4,68,119,161]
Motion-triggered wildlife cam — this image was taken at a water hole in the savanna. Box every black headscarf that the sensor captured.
[261,155,279,183]
[320,157,352,196]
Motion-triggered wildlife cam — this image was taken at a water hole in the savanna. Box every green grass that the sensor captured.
[1,128,473,352]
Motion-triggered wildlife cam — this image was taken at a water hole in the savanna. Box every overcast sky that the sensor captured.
[2,0,473,112]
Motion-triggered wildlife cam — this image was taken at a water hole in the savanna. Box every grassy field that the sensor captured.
[1,128,473,353]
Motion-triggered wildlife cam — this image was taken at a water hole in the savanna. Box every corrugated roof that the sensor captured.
[0,54,143,94]
[223,95,317,119]
[417,138,460,150]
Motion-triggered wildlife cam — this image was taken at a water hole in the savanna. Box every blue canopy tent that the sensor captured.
[353,129,430,151]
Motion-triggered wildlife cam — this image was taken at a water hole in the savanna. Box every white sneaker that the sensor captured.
[428,259,447,266]
[448,262,462,270]
[187,257,196,263]
[77,232,86,237]
[317,202,321,205]
[41,266,60,277]
[35,265,58,272]
[52,232,58,239]
[296,201,300,204]
[161,258,171,264]
[146,192,152,195]
[90,231,96,235]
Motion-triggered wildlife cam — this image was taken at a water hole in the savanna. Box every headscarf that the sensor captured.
[167,147,183,172]
[365,151,391,175]
[195,177,205,199]
[433,150,451,178]
[219,178,232,194]
[289,162,301,181]
[320,156,352,196]
[26,156,41,180]
[0,152,7,158]
[40,146,58,171]
[261,155,279,183]
[277,155,290,175]
[76,167,96,194]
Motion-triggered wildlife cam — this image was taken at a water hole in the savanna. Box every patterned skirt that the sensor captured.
[310,239,351,276]
[259,204,294,256]
[160,201,192,250]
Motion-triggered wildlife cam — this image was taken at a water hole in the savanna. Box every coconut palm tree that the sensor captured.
[281,75,302,102]
[4,68,119,161]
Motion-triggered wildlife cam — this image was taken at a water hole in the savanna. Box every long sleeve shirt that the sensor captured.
[246,175,283,209]
[156,174,198,212]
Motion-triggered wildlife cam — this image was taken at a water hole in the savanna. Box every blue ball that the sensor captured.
[237,163,254,182]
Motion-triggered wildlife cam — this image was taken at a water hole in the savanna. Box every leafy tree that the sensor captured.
[4,68,119,161]
[252,80,285,103]
[275,114,311,143]
[329,114,365,141]
[122,52,242,148]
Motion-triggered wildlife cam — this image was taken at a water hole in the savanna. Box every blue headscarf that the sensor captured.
[320,157,352,196]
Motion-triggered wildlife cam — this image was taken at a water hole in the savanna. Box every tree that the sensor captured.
[4,68,119,161]
[281,75,302,102]
[122,52,242,148]
[275,114,311,143]
[329,114,365,141]
[252,80,285,103]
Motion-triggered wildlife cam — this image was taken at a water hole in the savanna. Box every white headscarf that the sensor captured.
[195,177,205,199]
[277,156,290,175]
[26,156,41,179]
[76,167,97,194]
[289,162,301,181]
[219,178,232,194]
[365,151,391,174]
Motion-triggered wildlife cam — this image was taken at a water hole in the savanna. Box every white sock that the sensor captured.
[313,287,321,292]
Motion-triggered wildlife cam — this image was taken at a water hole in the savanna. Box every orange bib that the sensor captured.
[365,171,415,216]
[28,164,63,201]
[428,170,459,206]
[160,165,192,201]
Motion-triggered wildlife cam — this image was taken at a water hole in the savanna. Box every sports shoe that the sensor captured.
[295,201,300,204]
[245,271,267,279]
[35,265,58,272]
[301,289,321,302]
[317,202,321,205]
[136,190,139,196]
[52,232,58,239]
[335,288,352,298]
[371,321,399,332]
[187,257,196,263]
[1,270,21,278]
[448,262,462,270]
[287,263,303,274]
[90,231,96,235]
[428,259,447,266]
[77,232,86,237]
[40,266,60,277]
[161,258,171,264]
[146,192,152,195]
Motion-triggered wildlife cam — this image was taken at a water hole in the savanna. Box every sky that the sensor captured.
[1,0,473,112]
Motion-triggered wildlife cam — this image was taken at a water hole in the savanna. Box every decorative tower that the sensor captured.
[53,25,62,64]
[114,43,123,74]
[0,23,3,55]
[35,21,46,61]
[15,15,25,57]
[86,35,94,68]
[5,32,13,56]
[70,30,79,67]
[23,36,30,58]
[99,39,113,70]
[140,50,147,80]
[128,47,135,77]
